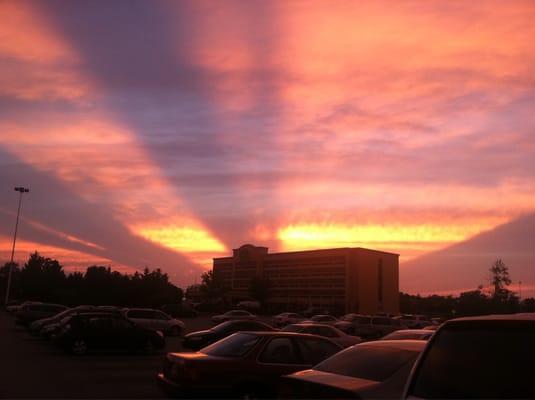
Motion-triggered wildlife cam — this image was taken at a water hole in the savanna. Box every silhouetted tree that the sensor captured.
[489,259,512,300]
[199,270,226,299]
[1,252,183,308]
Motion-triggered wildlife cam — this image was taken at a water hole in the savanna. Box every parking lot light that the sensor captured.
[4,187,30,305]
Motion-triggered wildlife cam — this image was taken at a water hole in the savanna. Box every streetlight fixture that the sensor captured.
[4,186,29,305]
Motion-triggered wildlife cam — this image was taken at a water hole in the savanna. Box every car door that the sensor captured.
[85,317,114,350]
[152,310,171,331]
[111,317,139,350]
[256,337,309,385]
[294,337,342,365]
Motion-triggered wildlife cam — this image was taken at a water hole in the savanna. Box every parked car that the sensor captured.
[303,315,339,325]
[303,307,330,318]
[54,313,165,355]
[5,300,27,313]
[280,340,426,399]
[393,314,431,329]
[422,324,440,331]
[403,313,535,399]
[182,319,277,350]
[123,308,184,336]
[381,329,434,341]
[335,315,404,339]
[211,309,257,324]
[158,331,343,398]
[29,305,97,335]
[15,302,68,324]
[36,306,122,339]
[282,323,362,348]
[273,312,306,327]
[237,300,261,311]
[161,303,198,318]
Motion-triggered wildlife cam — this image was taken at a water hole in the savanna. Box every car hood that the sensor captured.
[286,369,380,393]
[167,352,210,362]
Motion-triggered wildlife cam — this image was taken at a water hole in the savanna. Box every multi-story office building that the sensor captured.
[213,244,399,314]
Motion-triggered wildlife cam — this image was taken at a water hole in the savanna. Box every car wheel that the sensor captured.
[170,326,181,336]
[71,339,88,355]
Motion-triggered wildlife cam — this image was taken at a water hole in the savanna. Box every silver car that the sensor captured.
[282,323,363,348]
[123,308,184,336]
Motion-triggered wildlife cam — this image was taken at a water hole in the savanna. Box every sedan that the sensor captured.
[280,340,426,399]
[158,331,343,398]
[55,313,165,355]
[282,323,362,348]
[123,308,185,336]
[183,319,277,350]
[303,315,339,325]
[272,312,305,327]
[211,309,257,324]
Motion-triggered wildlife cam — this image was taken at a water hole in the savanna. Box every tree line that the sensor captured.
[400,259,535,317]
[0,252,183,307]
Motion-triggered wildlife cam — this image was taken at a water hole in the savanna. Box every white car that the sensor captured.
[123,308,184,336]
[211,310,257,324]
[272,312,305,327]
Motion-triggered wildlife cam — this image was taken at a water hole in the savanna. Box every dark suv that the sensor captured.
[55,313,165,355]
[403,313,535,399]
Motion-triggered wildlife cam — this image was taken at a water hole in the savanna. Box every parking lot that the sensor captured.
[0,312,224,398]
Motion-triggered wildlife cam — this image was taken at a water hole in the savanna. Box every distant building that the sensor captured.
[213,244,399,315]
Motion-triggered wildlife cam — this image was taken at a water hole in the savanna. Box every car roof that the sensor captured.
[357,339,427,351]
[291,323,338,328]
[237,331,340,340]
[388,329,435,334]
[449,313,535,322]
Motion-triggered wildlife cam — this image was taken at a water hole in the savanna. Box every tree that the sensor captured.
[199,270,226,299]
[249,276,271,304]
[489,259,512,300]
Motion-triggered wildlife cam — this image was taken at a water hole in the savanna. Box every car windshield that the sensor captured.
[281,324,303,333]
[382,331,430,340]
[315,345,420,382]
[409,322,535,399]
[212,321,235,333]
[202,333,261,358]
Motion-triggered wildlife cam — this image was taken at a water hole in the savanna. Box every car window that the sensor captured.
[318,326,338,338]
[128,310,154,319]
[372,317,391,325]
[259,337,300,364]
[356,316,371,324]
[296,338,340,365]
[281,324,302,333]
[202,333,260,358]
[316,345,419,381]
[409,322,535,399]
[241,321,268,330]
[112,318,132,329]
[153,311,170,320]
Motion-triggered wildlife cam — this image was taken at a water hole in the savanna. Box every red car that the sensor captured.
[158,331,343,398]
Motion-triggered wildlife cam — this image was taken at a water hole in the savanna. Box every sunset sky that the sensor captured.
[1,0,534,291]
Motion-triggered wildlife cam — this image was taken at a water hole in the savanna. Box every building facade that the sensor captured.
[213,244,399,315]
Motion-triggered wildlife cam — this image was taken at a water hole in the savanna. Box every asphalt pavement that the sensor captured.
[0,312,220,398]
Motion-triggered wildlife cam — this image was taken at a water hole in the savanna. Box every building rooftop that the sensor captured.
[214,245,399,261]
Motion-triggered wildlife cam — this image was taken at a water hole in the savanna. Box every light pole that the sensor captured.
[4,186,29,305]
